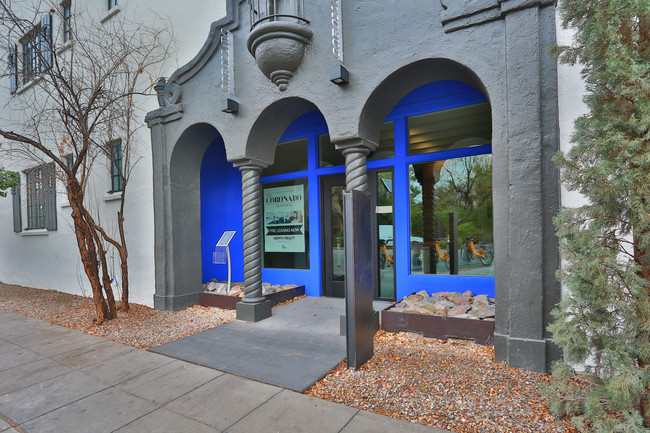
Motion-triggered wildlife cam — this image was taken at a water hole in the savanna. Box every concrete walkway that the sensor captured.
[151,297,391,392]
[0,310,449,433]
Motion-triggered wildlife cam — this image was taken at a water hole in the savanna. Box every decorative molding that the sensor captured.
[145,77,184,127]
[331,0,343,62]
[220,30,235,96]
[169,0,245,85]
[145,0,244,125]
[440,0,555,33]
[246,21,313,91]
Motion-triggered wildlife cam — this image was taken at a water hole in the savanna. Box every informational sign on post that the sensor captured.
[263,184,305,253]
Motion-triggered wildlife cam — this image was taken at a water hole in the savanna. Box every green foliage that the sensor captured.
[0,146,19,198]
[549,0,650,431]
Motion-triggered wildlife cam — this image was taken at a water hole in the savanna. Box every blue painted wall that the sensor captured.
[201,81,495,299]
[200,136,244,284]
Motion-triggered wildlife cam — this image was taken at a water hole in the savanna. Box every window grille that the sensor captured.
[25,163,57,230]
[16,13,52,87]
[22,36,34,85]
[110,141,123,192]
[62,1,71,43]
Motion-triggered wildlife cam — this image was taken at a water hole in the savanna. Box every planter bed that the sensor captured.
[381,304,495,346]
[199,285,305,310]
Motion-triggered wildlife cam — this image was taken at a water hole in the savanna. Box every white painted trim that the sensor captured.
[15,75,43,95]
[100,5,121,23]
[103,191,123,202]
[21,229,49,237]
[56,40,73,55]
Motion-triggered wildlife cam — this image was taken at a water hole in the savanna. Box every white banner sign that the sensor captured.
[263,185,305,253]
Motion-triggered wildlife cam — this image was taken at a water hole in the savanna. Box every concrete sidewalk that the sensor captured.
[0,310,449,433]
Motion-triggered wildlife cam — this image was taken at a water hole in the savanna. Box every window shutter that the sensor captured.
[8,44,17,94]
[44,163,57,230]
[12,183,22,233]
[39,14,52,72]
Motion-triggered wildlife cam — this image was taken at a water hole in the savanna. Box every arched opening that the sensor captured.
[160,123,230,309]
[255,109,332,297]
[359,61,494,302]
[200,136,244,285]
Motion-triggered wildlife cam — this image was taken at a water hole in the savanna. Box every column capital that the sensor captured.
[231,158,268,171]
[334,137,377,155]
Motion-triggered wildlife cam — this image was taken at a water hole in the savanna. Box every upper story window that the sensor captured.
[110,140,123,192]
[9,14,53,93]
[62,1,72,43]
[108,0,119,10]
[64,154,74,171]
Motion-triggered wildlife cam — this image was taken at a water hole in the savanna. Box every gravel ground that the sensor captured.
[0,282,235,349]
[306,331,581,433]
[1,282,580,432]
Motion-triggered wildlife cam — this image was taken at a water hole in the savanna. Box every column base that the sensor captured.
[236,300,272,322]
[153,292,199,311]
[494,333,560,373]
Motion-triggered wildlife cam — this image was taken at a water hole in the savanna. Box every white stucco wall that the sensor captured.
[0,0,226,307]
[555,12,589,209]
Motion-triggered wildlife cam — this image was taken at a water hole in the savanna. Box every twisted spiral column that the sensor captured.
[341,146,370,192]
[239,163,265,304]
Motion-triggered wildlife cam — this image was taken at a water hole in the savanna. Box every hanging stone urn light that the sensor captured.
[247,0,313,91]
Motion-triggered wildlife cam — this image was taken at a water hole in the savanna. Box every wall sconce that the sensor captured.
[221,98,239,114]
[330,65,349,85]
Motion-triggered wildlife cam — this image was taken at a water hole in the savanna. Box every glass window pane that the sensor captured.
[261,137,308,176]
[408,102,491,155]
[409,154,493,276]
[369,121,394,161]
[376,171,395,299]
[262,178,309,269]
[319,134,345,168]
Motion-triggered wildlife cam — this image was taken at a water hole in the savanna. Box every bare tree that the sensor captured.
[0,1,171,323]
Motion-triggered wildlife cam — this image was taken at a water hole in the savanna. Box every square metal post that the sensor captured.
[343,189,375,369]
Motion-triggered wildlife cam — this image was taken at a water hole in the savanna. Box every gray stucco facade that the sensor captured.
[146,0,561,372]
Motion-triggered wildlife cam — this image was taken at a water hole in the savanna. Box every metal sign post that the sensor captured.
[214,230,236,292]
[343,189,375,369]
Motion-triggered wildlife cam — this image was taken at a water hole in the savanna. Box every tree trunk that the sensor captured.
[67,179,108,324]
[634,231,650,427]
[93,230,118,319]
[117,210,129,311]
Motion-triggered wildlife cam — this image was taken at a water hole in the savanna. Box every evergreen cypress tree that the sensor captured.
[547,1,650,431]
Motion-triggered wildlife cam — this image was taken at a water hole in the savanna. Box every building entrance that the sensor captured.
[321,171,396,300]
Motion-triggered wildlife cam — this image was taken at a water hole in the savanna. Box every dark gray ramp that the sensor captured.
[151,297,363,392]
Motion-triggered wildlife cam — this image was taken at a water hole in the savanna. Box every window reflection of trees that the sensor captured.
[409,154,493,275]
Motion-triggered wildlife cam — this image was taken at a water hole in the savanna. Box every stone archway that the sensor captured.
[357,58,561,373]
[152,123,224,311]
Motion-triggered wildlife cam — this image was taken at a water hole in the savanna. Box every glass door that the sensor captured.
[321,174,346,297]
[321,171,395,301]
